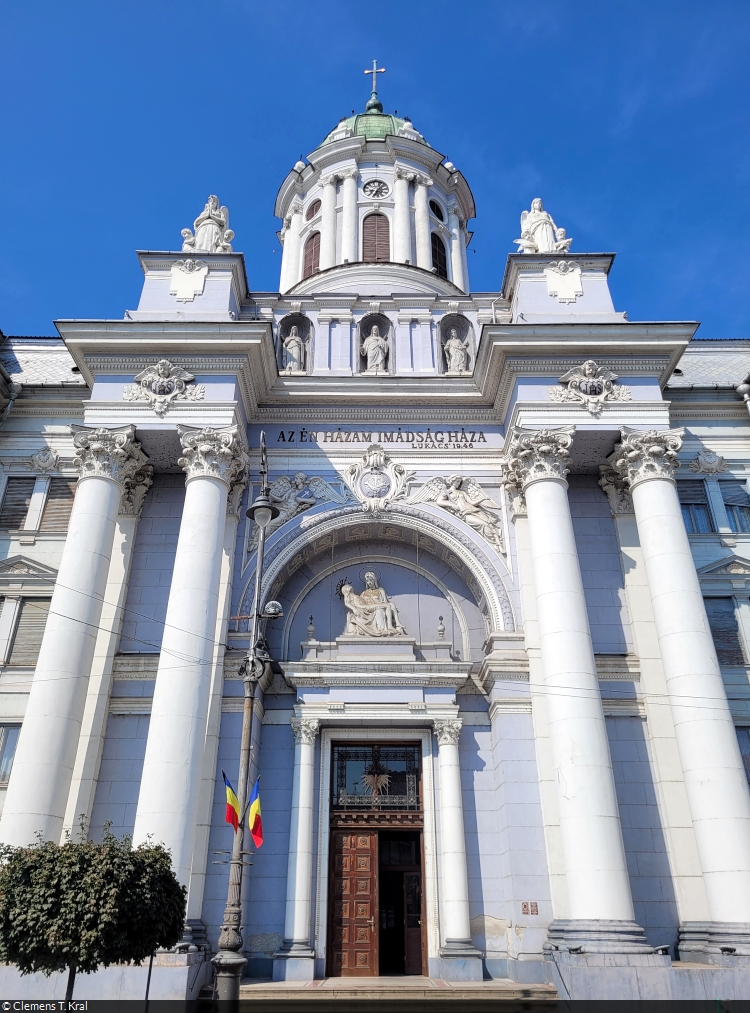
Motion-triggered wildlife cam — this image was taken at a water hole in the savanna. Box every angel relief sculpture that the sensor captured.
[549,359,632,418]
[408,475,504,551]
[249,472,351,546]
[122,359,205,417]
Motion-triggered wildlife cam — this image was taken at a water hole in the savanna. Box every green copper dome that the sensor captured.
[321,88,426,147]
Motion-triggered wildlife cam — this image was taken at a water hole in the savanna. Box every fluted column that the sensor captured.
[414,176,432,270]
[132,426,248,889]
[612,428,750,947]
[319,174,337,271]
[501,427,649,953]
[0,426,149,846]
[275,717,319,980]
[393,167,412,264]
[280,203,303,293]
[340,168,358,264]
[448,208,467,292]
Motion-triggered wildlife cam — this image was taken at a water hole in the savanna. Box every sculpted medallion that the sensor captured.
[343,444,414,516]
[549,360,631,418]
[123,359,205,417]
[338,571,407,637]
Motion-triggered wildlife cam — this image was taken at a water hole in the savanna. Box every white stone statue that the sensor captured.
[443,327,470,373]
[249,472,350,547]
[283,325,306,373]
[514,198,572,254]
[408,475,504,551]
[361,324,388,373]
[181,195,235,253]
[339,571,407,637]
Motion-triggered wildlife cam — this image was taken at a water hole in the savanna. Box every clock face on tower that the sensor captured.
[362,179,390,199]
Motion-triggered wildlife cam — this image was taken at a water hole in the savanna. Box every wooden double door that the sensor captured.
[328,828,424,977]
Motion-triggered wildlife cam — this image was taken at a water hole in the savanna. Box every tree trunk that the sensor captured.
[65,965,76,1001]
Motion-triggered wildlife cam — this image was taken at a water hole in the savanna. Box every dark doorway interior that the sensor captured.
[378,831,423,975]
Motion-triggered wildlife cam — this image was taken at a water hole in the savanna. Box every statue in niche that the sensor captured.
[282,325,306,373]
[181,195,235,253]
[408,475,504,550]
[514,198,572,254]
[361,324,389,373]
[338,571,407,637]
[443,327,470,373]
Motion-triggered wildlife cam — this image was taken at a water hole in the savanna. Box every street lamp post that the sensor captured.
[212,433,281,1001]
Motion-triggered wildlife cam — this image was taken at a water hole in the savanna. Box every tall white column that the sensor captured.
[275,717,318,978]
[502,427,648,952]
[63,467,153,834]
[414,177,432,271]
[319,175,337,271]
[0,426,148,846]
[612,428,750,943]
[132,427,247,889]
[434,719,474,947]
[340,168,358,264]
[280,203,303,293]
[448,208,467,292]
[393,168,412,264]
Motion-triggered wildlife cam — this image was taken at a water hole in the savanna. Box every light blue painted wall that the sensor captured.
[568,475,633,654]
[119,474,184,653]
[89,713,149,840]
[606,715,679,951]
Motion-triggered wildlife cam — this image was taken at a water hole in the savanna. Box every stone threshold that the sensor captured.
[238,976,557,1000]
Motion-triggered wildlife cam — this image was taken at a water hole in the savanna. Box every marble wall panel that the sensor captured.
[89,713,149,840]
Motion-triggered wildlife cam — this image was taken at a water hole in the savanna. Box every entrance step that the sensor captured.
[239,976,557,1000]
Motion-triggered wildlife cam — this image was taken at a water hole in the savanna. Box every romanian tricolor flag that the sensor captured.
[248,777,263,848]
[223,771,241,832]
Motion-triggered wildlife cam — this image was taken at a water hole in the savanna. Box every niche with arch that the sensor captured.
[438,314,475,375]
[357,312,394,375]
[277,313,313,374]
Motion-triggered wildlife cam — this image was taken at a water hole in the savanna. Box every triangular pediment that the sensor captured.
[697,554,750,577]
[0,555,58,579]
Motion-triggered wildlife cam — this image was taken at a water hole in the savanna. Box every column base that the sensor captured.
[544,919,655,955]
[273,941,316,981]
[178,918,209,952]
[430,939,484,981]
[679,921,750,963]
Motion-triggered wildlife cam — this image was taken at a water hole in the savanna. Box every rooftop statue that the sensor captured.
[514,198,572,254]
[181,195,235,253]
[339,571,407,637]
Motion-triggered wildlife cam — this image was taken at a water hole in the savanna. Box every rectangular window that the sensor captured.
[721,481,750,534]
[39,478,76,531]
[0,478,35,529]
[677,480,714,533]
[8,598,50,666]
[0,725,20,785]
[737,728,750,784]
[332,744,421,811]
[704,597,745,666]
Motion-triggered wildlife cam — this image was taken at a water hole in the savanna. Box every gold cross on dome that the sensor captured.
[364,59,386,88]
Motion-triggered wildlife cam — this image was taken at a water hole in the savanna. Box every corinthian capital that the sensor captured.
[500,427,573,493]
[177,426,249,487]
[610,428,684,490]
[598,464,633,515]
[319,173,338,188]
[434,718,462,746]
[394,165,416,182]
[291,717,320,745]
[72,425,150,489]
[337,166,359,181]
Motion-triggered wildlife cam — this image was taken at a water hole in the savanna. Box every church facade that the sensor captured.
[0,80,749,1000]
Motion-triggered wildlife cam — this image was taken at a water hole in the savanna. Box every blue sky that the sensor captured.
[1,0,749,336]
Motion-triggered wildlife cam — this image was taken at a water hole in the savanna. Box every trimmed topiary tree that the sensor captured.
[0,827,186,1000]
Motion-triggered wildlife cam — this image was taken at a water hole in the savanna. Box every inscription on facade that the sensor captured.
[274,428,490,449]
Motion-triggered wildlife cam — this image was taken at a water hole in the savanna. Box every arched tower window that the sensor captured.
[429,199,444,221]
[431,232,448,279]
[303,232,320,278]
[306,199,321,221]
[362,213,390,263]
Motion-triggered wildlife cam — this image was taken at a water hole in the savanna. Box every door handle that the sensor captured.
[368,917,375,927]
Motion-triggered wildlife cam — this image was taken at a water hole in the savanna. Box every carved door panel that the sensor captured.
[329,831,379,976]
